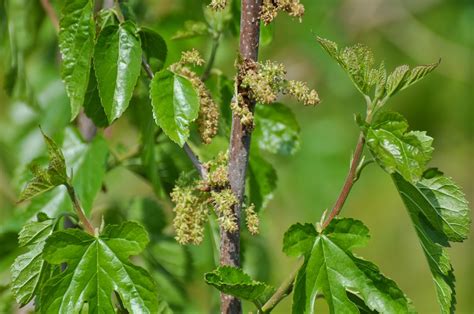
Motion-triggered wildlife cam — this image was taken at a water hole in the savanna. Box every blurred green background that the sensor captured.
[0,0,473,313]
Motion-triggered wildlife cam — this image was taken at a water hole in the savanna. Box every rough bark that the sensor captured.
[221,0,262,313]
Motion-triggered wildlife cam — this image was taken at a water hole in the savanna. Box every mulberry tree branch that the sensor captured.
[222,0,262,313]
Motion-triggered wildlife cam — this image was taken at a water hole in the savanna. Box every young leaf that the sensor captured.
[204,266,272,303]
[391,172,467,313]
[94,21,142,123]
[58,0,95,120]
[362,111,433,183]
[10,215,55,306]
[253,102,300,155]
[40,221,159,313]
[284,218,413,313]
[138,27,168,72]
[386,61,440,97]
[149,70,200,146]
[18,132,68,202]
[247,152,277,212]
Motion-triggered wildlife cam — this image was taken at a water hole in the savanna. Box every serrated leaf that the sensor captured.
[253,103,300,155]
[58,0,95,120]
[401,61,440,92]
[247,153,277,212]
[363,111,433,182]
[138,27,167,73]
[40,221,159,313]
[204,266,272,302]
[149,70,200,146]
[94,21,142,123]
[316,37,339,61]
[18,132,68,202]
[284,218,413,313]
[392,172,465,313]
[10,216,55,306]
[385,65,410,97]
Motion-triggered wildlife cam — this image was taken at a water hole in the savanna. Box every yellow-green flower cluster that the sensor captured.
[230,94,254,128]
[245,204,259,235]
[171,184,209,245]
[261,0,305,25]
[209,0,227,10]
[211,189,238,232]
[240,60,319,106]
[171,50,219,144]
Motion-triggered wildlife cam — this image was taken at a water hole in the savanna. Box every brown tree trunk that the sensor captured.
[221,0,262,313]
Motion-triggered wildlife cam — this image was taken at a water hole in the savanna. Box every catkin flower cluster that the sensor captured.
[209,0,227,10]
[240,60,320,106]
[170,49,219,144]
[245,204,259,235]
[171,152,259,245]
[261,0,305,25]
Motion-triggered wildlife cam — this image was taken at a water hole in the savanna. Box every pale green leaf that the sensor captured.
[284,218,413,313]
[392,172,464,313]
[204,266,272,302]
[316,37,339,61]
[401,61,440,92]
[18,132,68,202]
[247,152,277,212]
[149,70,200,146]
[58,0,95,120]
[10,216,55,306]
[363,112,433,182]
[385,65,409,97]
[94,21,142,123]
[253,103,300,155]
[40,221,159,313]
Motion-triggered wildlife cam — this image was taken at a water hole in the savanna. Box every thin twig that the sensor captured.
[40,0,59,33]
[66,184,95,235]
[201,35,220,81]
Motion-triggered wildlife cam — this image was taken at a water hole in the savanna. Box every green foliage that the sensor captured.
[253,102,300,156]
[360,111,433,182]
[59,0,95,120]
[40,221,159,313]
[205,266,273,303]
[10,214,55,306]
[284,218,414,313]
[138,27,168,72]
[150,70,200,146]
[247,152,277,212]
[94,21,142,123]
[18,131,68,202]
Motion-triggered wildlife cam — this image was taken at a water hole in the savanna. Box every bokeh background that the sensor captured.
[0,0,472,313]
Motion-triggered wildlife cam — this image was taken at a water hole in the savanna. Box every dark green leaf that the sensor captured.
[247,153,277,212]
[83,68,109,128]
[138,27,167,72]
[284,218,413,313]
[40,222,159,313]
[94,21,142,123]
[149,70,200,146]
[10,216,55,306]
[204,266,272,302]
[253,103,300,155]
[59,0,95,120]
[392,172,463,314]
[363,111,433,182]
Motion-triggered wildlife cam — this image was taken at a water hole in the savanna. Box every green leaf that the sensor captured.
[40,221,159,313]
[253,103,300,155]
[386,61,440,97]
[149,70,200,146]
[83,68,109,128]
[10,215,55,306]
[392,172,465,313]
[58,0,95,120]
[247,153,277,212]
[62,128,108,212]
[362,111,433,182]
[138,27,167,72]
[385,65,410,97]
[18,131,68,202]
[204,266,272,303]
[94,21,142,123]
[284,218,413,313]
